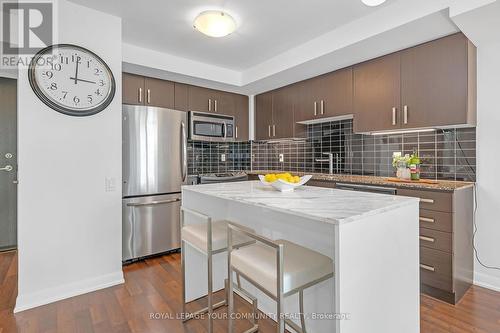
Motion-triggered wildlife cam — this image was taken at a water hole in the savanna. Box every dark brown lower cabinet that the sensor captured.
[398,186,474,304]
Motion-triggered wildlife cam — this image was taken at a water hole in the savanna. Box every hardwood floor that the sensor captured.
[1,251,500,333]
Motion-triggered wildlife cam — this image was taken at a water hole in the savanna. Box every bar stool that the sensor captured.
[227,222,334,333]
[180,207,255,333]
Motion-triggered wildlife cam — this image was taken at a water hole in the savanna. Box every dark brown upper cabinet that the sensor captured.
[123,73,145,105]
[144,77,174,108]
[188,86,236,114]
[122,73,174,109]
[400,33,476,129]
[232,95,249,141]
[295,68,353,122]
[353,52,401,133]
[255,86,296,140]
[174,83,189,111]
[255,92,274,140]
[353,33,476,133]
[272,85,296,139]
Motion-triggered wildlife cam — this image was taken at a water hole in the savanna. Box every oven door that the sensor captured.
[189,112,234,142]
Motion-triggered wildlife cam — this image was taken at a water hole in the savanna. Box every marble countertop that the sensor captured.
[246,171,474,192]
[182,181,418,225]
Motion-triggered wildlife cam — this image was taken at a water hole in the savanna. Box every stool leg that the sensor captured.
[181,239,187,317]
[228,266,234,333]
[277,293,285,333]
[207,251,213,333]
[299,290,307,333]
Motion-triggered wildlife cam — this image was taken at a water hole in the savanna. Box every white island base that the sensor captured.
[182,181,419,333]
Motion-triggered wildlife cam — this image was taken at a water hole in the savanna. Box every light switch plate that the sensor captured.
[105,177,116,192]
[279,154,284,162]
[221,154,226,162]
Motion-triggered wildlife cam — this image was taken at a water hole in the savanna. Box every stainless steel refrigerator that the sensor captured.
[122,105,187,261]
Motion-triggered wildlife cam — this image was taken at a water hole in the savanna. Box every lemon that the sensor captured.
[293,176,300,183]
[264,174,277,182]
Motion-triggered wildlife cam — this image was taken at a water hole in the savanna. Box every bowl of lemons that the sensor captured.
[258,173,312,192]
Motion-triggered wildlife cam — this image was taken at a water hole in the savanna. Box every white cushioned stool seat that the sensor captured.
[231,239,333,296]
[182,220,254,253]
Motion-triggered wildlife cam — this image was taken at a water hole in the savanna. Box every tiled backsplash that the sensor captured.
[252,120,476,182]
[187,141,251,175]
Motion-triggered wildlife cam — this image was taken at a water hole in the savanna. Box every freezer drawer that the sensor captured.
[123,193,181,261]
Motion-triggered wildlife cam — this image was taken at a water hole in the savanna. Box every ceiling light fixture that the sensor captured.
[361,0,387,6]
[193,10,236,38]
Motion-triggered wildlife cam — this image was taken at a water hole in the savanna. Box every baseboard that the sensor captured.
[474,271,500,292]
[14,270,124,313]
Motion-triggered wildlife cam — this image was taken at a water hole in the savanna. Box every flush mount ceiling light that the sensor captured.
[361,0,387,6]
[193,10,236,38]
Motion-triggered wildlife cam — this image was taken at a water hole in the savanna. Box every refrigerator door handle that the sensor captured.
[181,121,187,182]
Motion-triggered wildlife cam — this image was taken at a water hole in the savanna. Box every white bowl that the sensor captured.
[258,175,313,192]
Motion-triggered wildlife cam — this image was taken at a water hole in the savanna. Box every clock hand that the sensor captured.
[69,77,96,84]
[73,59,79,84]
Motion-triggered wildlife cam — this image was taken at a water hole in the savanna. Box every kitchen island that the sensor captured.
[182,181,420,333]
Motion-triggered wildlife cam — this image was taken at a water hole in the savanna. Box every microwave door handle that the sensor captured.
[181,121,187,182]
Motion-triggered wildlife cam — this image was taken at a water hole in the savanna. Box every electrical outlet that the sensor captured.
[279,154,284,162]
[221,154,226,162]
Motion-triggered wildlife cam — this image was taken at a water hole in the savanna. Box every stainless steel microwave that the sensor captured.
[189,111,235,142]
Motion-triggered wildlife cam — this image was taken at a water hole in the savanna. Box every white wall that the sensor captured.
[473,41,500,291]
[15,0,123,312]
[451,0,500,292]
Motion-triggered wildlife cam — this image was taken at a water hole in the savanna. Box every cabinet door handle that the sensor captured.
[320,100,324,115]
[273,125,276,137]
[419,235,435,243]
[314,101,317,116]
[235,126,238,139]
[392,107,397,125]
[138,88,142,103]
[420,264,435,272]
[268,125,271,138]
[208,99,212,111]
[404,105,408,124]
[214,99,218,112]
[420,198,435,204]
[147,89,151,104]
[419,217,435,223]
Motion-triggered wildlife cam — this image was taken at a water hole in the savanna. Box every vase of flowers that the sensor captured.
[392,152,411,180]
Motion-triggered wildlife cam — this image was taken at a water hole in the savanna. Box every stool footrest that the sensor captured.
[182,300,226,322]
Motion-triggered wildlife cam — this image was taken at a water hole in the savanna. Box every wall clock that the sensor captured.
[28,44,116,117]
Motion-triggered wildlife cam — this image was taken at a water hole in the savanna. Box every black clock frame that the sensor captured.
[28,44,116,117]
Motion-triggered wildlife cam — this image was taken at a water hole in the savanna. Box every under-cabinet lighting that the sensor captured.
[371,128,436,136]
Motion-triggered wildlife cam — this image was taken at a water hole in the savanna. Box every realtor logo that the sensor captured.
[1,0,55,69]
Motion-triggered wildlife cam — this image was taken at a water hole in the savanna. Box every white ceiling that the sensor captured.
[67,0,492,94]
[67,0,387,71]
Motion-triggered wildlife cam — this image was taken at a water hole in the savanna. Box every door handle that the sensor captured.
[392,107,397,126]
[320,100,324,115]
[420,264,435,272]
[268,125,271,138]
[0,165,13,172]
[127,198,181,207]
[208,99,212,111]
[273,125,276,137]
[403,105,408,124]
[419,217,435,223]
[314,101,317,116]
[147,89,151,104]
[181,122,187,182]
[138,88,142,103]
[235,126,238,139]
[214,99,218,112]
[419,235,435,243]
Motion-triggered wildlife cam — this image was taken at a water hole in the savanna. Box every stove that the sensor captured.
[198,172,248,184]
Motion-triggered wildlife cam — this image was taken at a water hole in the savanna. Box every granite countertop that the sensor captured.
[183,181,418,225]
[246,170,474,192]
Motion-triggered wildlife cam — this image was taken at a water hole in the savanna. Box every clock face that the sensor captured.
[29,44,115,116]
